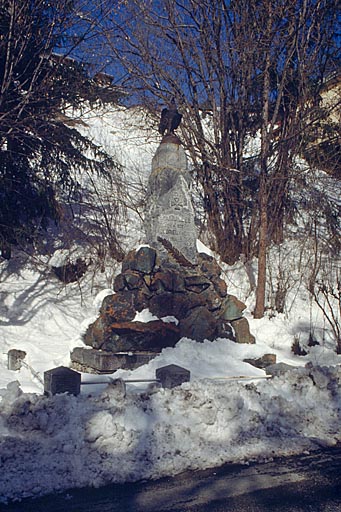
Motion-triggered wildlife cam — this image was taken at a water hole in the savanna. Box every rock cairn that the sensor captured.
[71,246,254,373]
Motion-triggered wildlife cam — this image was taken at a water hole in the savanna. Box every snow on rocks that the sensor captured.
[133,308,179,325]
[0,365,341,503]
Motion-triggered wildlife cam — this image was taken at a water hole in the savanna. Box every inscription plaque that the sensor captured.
[144,141,197,262]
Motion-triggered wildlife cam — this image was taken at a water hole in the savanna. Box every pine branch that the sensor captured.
[157,236,195,268]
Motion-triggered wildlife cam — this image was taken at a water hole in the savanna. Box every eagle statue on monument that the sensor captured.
[158,97,182,136]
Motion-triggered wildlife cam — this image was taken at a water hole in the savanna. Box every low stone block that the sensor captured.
[244,353,277,369]
[8,349,26,371]
[71,347,122,373]
[156,364,190,388]
[70,347,156,374]
[230,317,255,344]
[44,366,81,396]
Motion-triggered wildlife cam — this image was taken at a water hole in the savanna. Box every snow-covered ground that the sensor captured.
[0,106,340,504]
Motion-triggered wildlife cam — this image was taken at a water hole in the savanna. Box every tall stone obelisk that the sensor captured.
[144,133,197,263]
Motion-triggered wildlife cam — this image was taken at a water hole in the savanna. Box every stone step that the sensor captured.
[70,347,156,374]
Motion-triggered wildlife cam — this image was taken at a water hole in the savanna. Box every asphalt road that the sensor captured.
[2,445,341,512]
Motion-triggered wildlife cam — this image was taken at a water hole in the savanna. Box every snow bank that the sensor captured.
[1,365,340,503]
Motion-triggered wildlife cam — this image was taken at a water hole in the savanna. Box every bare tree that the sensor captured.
[308,229,341,353]
[251,0,339,317]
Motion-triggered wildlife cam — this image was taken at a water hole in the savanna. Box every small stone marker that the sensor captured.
[156,364,190,389]
[243,353,277,369]
[8,349,26,371]
[44,366,81,396]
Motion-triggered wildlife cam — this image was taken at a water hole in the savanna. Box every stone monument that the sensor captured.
[70,101,255,374]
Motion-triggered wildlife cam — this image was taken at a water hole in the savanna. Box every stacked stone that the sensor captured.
[82,246,255,354]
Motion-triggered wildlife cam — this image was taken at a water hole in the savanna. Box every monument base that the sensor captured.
[70,347,156,374]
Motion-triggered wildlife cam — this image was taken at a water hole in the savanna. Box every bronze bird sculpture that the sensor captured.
[158,97,182,135]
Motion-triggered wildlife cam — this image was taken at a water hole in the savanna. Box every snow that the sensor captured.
[133,308,159,323]
[0,105,341,503]
[1,365,340,502]
[133,308,179,325]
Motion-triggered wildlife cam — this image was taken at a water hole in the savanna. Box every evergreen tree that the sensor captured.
[0,0,122,256]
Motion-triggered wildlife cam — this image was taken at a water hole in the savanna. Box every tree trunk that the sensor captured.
[254,172,268,318]
[254,2,272,319]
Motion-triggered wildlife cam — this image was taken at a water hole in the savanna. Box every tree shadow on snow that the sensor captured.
[0,258,88,327]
